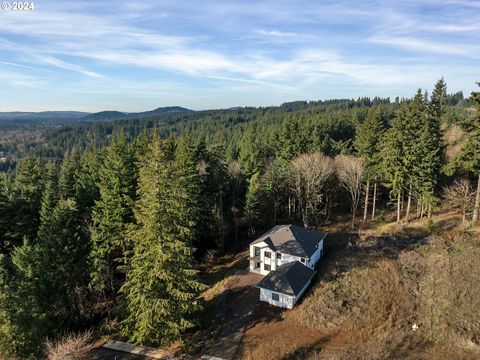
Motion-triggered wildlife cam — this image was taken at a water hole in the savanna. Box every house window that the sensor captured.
[264,264,271,271]
[255,262,260,269]
[272,293,279,301]
[264,251,271,258]
[277,253,282,259]
[254,247,260,256]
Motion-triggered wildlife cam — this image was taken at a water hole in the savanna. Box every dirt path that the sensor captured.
[201,270,263,359]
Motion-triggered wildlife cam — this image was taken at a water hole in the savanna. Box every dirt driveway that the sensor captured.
[200,269,264,359]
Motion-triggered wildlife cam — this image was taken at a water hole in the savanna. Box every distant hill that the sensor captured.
[0,111,89,122]
[81,111,126,122]
[0,106,192,129]
[82,106,192,122]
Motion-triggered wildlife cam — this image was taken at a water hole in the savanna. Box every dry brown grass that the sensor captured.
[293,224,480,359]
[44,330,95,360]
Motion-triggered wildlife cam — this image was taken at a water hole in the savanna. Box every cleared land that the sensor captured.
[193,212,480,360]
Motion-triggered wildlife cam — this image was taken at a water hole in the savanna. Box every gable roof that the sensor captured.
[251,224,326,258]
[256,261,316,296]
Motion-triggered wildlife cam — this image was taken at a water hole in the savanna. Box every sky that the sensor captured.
[0,0,479,112]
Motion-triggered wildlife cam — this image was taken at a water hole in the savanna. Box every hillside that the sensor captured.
[81,106,192,122]
[194,212,480,359]
[0,111,89,127]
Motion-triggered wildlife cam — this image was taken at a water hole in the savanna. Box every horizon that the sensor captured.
[0,0,479,112]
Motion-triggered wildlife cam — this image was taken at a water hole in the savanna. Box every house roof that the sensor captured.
[256,261,316,296]
[250,224,326,258]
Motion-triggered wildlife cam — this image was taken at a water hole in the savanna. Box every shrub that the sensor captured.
[44,330,94,360]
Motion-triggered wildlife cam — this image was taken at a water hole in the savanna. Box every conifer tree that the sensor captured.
[262,160,286,226]
[76,147,103,215]
[382,105,407,223]
[453,82,480,223]
[0,198,89,357]
[0,247,44,357]
[59,148,80,200]
[354,106,385,221]
[402,90,427,221]
[90,133,135,308]
[121,133,204,345]
[175,136,204,245]
[36,198,90,326]
[245,172,264,237]
[276,116,306,164]
[11,158,44,245]
[417,79,447,216]
[0,175,14,254]
[39,161,59,224]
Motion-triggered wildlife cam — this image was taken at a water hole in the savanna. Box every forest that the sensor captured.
[0,79,479,358]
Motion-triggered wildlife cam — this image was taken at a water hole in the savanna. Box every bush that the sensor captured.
[44,330,94,360]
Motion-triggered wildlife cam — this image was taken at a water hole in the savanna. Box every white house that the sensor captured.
[256,261,316,309]
[249,224,327,308]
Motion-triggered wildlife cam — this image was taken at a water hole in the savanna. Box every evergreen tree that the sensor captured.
[402,90,427,221]
[58,148,80,200]
[36,198,90,328]
[90,133,135,308]
[354,106,385,220]
[39,161,59,224]
[0,175,14,254]
[261,160,286,226]
[245,172,264,237]
[0,198,89,357]
[11,158,44,246]
[175,136,203,246]
[417,79,447,215]
[76,146,103,216]
[121,134,204,345]
[276,116,307,164]
[0,247,44,357]
[453,82,480,222]
[382,105,407,223]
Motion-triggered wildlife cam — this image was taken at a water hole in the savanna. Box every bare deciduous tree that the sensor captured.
[442,179,475,227]
[290,152,333,228]
[335,155,364,229]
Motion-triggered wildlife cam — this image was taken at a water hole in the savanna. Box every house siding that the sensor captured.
[259,288,294,309]
[250,238,324,275]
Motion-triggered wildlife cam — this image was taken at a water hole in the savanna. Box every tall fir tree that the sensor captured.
[0,246,44,357]
[453,82,480,222]
[0,197,90,357]
[403,90,427,221]
[90,133,136,309]
[11,158,44,246]
[36,198,91,328]
[245,172,264,236]
[120,133,204,345]
[382,105,408,223]
[39,161,59,224]
[354,106,385,220]
[417,79,447,215]
[59,148,80,200]
[0,175,14,254]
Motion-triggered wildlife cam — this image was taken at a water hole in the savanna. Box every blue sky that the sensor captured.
[0,0,479,112]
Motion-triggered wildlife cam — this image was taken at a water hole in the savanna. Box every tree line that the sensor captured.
[0,79,478,357]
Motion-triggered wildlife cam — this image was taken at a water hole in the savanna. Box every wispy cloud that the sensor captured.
[37,56,103,78]
[0,0,478,111]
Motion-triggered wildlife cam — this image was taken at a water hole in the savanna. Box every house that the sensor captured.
[249,224,327,308]
[256,261,316,309]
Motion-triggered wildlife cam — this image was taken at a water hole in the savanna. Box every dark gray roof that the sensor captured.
[256,261,316,296]
[251,224,326,258]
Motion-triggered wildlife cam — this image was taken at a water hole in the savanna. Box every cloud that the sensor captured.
[255,29,302,38]
[0,0,478,110]
[37,56,103,78]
